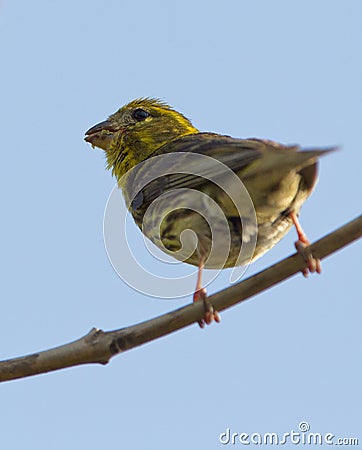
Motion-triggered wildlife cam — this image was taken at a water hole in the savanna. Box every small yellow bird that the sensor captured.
[85,98,334,327]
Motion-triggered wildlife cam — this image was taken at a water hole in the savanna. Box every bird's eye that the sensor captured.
[132,108,149,122]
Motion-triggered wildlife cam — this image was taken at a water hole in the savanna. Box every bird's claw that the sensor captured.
[193,289,220,328]
[295,240,322,277]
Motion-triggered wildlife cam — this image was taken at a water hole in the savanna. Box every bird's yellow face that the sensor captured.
[85,98,198,178]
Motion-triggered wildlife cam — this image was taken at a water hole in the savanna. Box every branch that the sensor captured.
[1,215,361,383]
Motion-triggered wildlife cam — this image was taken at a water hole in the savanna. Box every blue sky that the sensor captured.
[1,1,361,449]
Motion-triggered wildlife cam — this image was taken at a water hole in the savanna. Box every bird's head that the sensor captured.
[85,98,198,179]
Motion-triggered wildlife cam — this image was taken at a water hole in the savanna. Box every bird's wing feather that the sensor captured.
[127,134,264,207]
[124,133,335,211]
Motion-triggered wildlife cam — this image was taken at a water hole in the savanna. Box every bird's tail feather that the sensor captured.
[244,146,338,179]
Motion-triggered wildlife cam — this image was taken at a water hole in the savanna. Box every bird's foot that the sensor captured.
[193,288,221,328]
[294,239,322,277]
[290,211,321,277]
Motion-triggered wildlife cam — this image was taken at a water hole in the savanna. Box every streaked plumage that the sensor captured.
[85,98,334,326]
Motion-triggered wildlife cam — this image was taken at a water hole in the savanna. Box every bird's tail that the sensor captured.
[244,146,338,179]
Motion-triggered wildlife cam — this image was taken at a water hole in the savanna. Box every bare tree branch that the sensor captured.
[1,215,361,383]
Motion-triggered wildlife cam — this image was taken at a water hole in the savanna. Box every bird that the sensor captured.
[85,98,334,327]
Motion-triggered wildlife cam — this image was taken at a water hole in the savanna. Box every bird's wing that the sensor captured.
[125,134,264,207]
[124,133,334,210]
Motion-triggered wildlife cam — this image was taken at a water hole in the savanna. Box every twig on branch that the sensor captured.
[1,215,361,383]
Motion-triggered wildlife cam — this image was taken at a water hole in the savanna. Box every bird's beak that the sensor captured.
[84,120,120,151]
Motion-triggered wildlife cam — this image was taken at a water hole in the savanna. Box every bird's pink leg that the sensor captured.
[193,257,220,328]
[290,211,321,277]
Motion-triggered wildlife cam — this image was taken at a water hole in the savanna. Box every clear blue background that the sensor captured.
[1,1,361,448]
